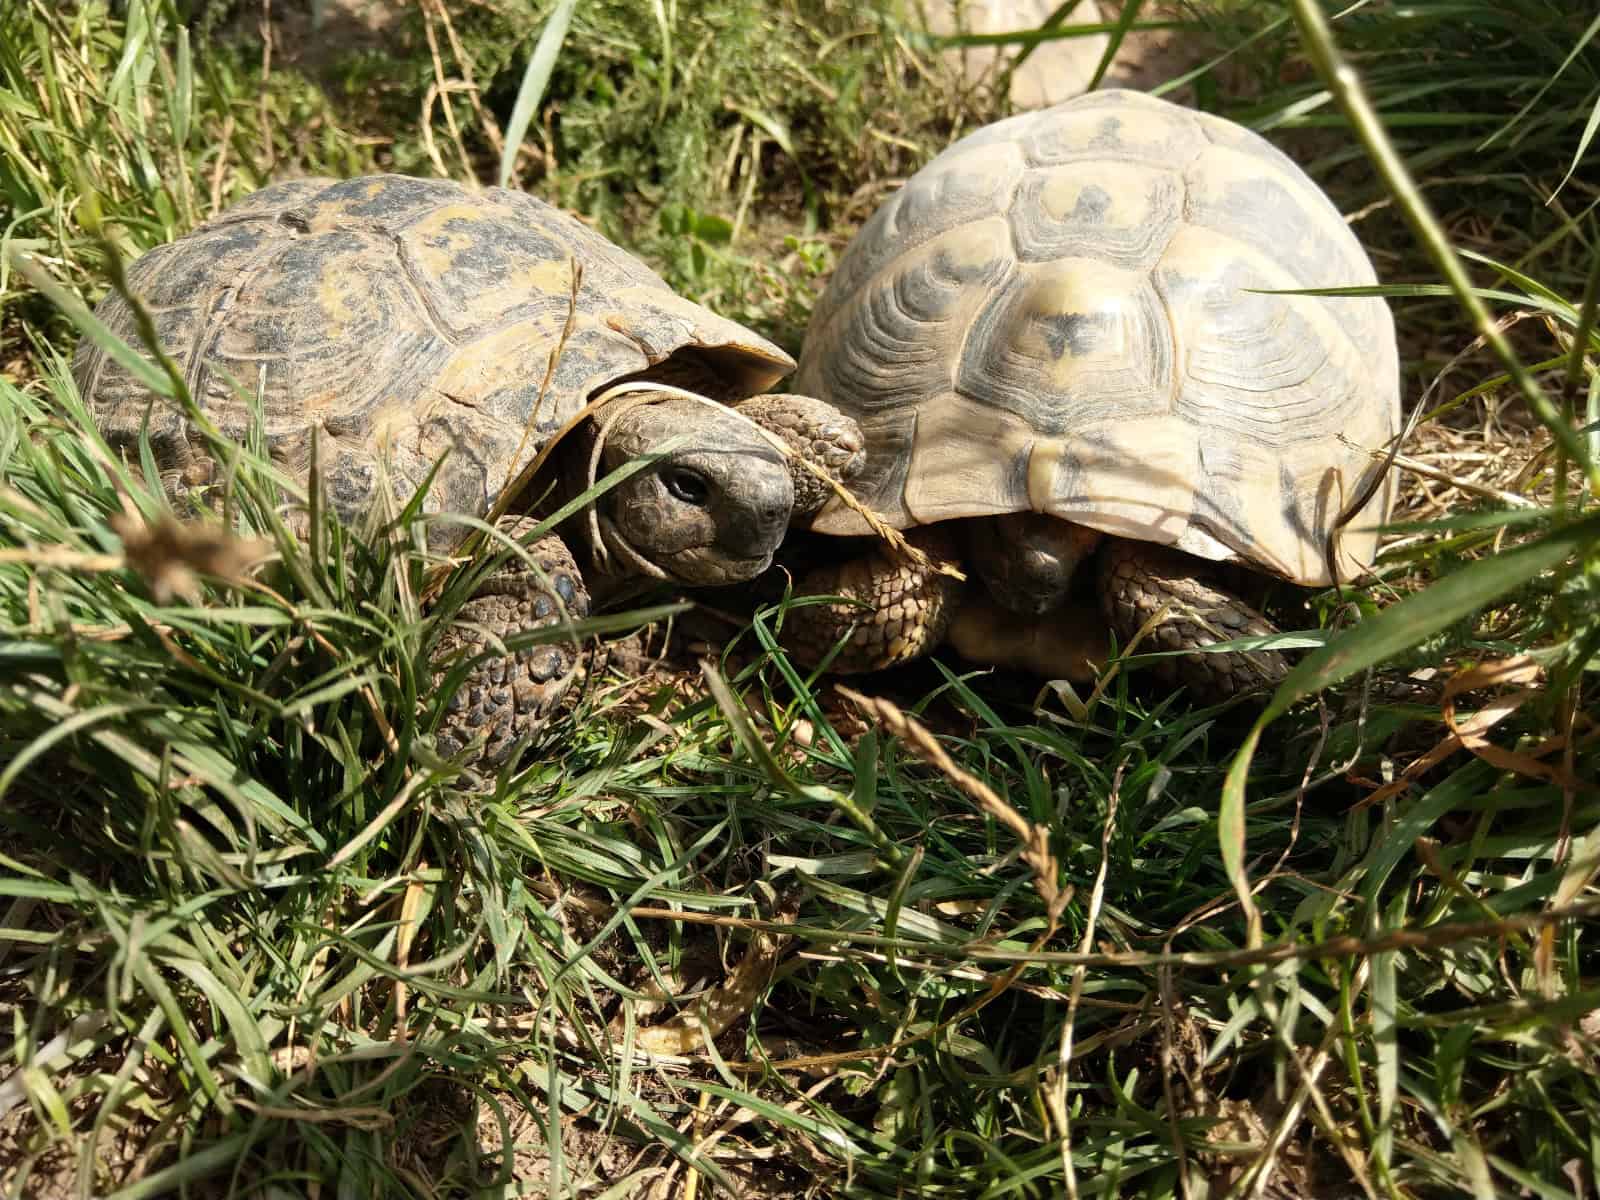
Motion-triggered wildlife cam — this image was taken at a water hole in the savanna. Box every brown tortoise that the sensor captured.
[75,174,865,764]
[781,90,1401,699]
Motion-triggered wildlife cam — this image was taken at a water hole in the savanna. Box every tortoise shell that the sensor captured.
[795,90,1400,586]
[75,175,793,539]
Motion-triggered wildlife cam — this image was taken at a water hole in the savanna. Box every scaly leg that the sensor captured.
[733,394,865,518]
[433,516,590,766]
[780,527,964,672]
[1096,539,1287,702]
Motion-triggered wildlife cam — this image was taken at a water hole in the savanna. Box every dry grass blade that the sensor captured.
[1054,764,1122,1200]
[627,906,797,1057]
[1355,656,1589,812]
[1290,0,1599,494]
[1441,656,1585,788]
[837,685,1067,921]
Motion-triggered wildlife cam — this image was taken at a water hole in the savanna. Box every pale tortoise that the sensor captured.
[781,90,1401,699]
[75,174,865,763]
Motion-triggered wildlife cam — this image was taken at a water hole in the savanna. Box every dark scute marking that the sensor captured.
[1089,115,1124,151]
[808,146,1023,340]
[208,177,335,226]
[1008,164,1181,269]
[1198,174,1364,292]
[312,175,465,223]
[489,186,666,287]
[1003,439,1033,502]
[956,266,1171,430]
[321,447,378,518]
[421,213,572,291]
[1038,310,1112,360]
[412,413,511,522]
[1191,468,1253,561]
[551,326,641,397]
[812,231,1004,420]
[1073,183,1111,222]
[832,409,915,518]
[934,237,1013,290]
[89,222,290,446]
[478,386,566,441]
[389,237,469,345]
[244,234,358,355]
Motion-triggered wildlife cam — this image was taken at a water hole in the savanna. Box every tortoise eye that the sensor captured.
[664,468,710,506]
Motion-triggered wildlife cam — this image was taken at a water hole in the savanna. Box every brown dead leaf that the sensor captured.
[1442,656,1579,788]
[1355,655,1586,811]
[110,512,270,603]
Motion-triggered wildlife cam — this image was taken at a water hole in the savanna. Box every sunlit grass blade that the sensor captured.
[498,0,578,188]
[1269,515,1598,720]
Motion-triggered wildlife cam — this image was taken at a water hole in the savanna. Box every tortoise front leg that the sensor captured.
[433,516,590,767]
[780,527,964,673]
[1096,539,1288,702]
[732,394,865,518]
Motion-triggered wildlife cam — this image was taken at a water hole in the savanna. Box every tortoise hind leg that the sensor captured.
[1096,539,1288,703]
[433,517,591,767]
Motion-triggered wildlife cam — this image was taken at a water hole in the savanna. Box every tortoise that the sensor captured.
[780,89,1401,700]
[75,174,865,763]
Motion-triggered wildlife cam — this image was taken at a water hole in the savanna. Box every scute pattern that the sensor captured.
[809,219,1015,518]
[1016,90,1205,170]
[798,90,1400,586]
[818,143,1026,324]
[1009,162,1182,269]
[75,174,795,544]
[956,258,1172,433]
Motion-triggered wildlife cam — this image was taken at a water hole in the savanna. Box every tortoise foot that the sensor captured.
[1097,539,1288,703]
[434,519,590,767]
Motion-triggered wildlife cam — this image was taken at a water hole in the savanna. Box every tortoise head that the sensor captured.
[591,395,795,586]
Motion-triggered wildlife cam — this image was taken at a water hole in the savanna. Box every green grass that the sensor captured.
[2,1,1599,1197]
